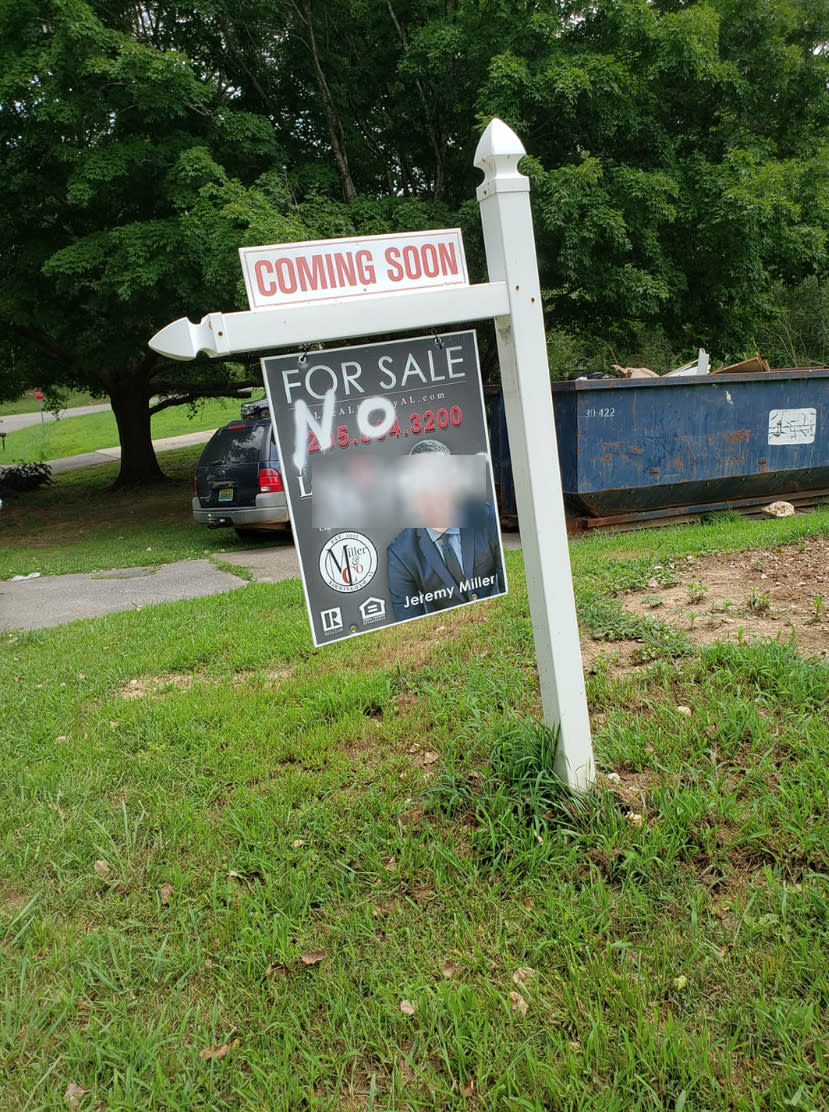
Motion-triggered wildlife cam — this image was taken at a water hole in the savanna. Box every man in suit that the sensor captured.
[385,441,505,620]
[386,501,505,620]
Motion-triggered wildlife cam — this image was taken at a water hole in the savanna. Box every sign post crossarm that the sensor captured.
[150,283,509,361]
[475,119,595,792]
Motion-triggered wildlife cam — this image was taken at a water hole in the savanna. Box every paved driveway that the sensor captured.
[1,536,520,632]
[0,544,302,633]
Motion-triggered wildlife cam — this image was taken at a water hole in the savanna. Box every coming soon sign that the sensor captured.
[240,229,468,310]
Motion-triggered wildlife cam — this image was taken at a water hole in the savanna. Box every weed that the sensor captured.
[709,598,736,615]
[806,592,825,624]
[686,580,708,605]
[748,587,772,614]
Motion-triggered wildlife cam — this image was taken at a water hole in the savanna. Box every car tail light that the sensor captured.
[259,467,284,493]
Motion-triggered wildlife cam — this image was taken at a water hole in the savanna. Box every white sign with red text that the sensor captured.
[239,229,468,310]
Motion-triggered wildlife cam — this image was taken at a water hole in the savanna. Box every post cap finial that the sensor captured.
[149,317,201,360]
[474,118,528,199]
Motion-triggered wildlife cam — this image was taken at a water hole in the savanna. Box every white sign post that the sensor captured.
[474,121,594,791]
[149,118,594,791]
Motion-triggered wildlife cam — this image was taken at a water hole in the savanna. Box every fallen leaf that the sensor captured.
[407,743,421,754]
[512,966,535,985]
[159,882,173,906]
[673,974,688,990]
[423,751,439,765]
[50,802,67,819]
[301,949,326,965]
[399,999,416,1015]
[56,735,68,744]
[383,857,397,872]
[462,1079,475,1097]
[568,1040,581,1052]
[442,961,460,979]
[292,838,305,848]
[93,859,112,879]
[199,1044,229,1060]
[266,961,289,981]
[65,1082,88,1108]
[676,705,692,716]
[626,812,643,826]
[509,991,528,1016]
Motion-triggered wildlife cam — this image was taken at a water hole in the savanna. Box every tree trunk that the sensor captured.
[108,363,167,487]
[298,0,358,203]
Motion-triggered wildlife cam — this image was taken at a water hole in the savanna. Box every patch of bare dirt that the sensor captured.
[584,534,829,669]
[116,667,292,699]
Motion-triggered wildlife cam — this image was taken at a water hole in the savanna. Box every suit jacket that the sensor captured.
[386,504,505,620]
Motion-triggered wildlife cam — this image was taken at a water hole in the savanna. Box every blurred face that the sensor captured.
[408,455,460,531]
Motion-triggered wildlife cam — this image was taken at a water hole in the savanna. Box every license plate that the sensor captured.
[217,486,234,503]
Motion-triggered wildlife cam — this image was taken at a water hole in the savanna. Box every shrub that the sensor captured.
[0,461,53,495]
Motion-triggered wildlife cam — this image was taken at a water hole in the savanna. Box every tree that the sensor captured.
[0,0,290,484]
[477,0,829,360]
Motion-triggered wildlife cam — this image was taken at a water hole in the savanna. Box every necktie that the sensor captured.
[436,533,464,582]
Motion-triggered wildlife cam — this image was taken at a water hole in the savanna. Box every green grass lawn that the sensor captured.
[0,394,265,463]
[0,447,286,580]
[0,389,101,417]
[1,488,827,1110]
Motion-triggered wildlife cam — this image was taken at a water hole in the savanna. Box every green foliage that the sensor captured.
[479,0,829,354]
[755,277,829,366]
[0,0,290,481]
[2,0,829,481]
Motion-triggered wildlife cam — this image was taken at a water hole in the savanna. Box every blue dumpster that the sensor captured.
[487,370,829,527]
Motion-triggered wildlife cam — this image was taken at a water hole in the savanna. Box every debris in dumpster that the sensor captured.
[665,349,710,377]
[713,353,771,375]
[612,364,661,379]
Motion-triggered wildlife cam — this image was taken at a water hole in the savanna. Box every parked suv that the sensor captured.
[193,401,289,537]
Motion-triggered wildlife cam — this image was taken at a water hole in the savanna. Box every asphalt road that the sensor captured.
[0,404,215,474]
[0,403,113,435]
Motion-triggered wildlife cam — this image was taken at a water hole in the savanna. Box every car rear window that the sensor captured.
[200,423,270,465]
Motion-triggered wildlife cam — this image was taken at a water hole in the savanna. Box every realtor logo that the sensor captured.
[320,607,343,634]
[318,531,378,593]
[359,597,386,624]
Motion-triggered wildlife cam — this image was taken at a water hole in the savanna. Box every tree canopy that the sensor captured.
[2,0,827,482]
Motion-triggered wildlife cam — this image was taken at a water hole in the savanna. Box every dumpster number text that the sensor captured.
[584,407,615,418]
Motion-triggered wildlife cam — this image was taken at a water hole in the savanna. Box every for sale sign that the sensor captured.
[262,331,507,646]
[240,229,468,310]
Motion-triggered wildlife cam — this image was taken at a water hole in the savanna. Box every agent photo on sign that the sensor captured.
[386,441,506,621]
